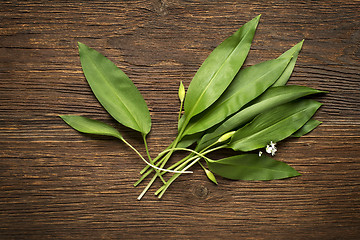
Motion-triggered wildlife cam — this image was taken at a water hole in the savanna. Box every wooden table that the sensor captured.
[1,1,359,239]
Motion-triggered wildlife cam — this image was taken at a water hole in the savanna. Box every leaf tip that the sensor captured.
[246,14,261,26]
[298,39,305,48]
[77,42,85,54]
[320,90,329,94]
[291,39,304,52]
[77,41,88,52]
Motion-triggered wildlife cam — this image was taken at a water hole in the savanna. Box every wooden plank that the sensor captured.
[1,0,359,239]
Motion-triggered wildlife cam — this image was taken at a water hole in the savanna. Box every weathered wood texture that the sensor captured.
[1,0,359,239]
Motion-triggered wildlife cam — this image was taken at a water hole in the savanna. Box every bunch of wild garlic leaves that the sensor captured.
[60,15,324,200]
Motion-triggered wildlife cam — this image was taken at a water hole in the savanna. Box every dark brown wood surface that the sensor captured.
[1,1,359,239]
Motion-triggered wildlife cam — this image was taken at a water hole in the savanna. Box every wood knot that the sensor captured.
[193,185,208,198]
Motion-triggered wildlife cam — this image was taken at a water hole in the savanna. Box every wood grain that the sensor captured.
[1,1,359,239]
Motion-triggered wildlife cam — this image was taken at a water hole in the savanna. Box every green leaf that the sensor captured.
[183,56,292,136]
[228,99,322,152]
[273,40,304,86]
[292,118,322,137]
[60,115,123,140]
[78,42,151,135]
[182,15,260,129]
[198,85,324,150]
[206,154,300,180]
[176,133,203,148]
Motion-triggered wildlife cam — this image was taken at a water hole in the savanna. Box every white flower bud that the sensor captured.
[178,81,185,102]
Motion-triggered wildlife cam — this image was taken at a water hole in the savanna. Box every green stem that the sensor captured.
[135,158,164,187]
[156,157,200,198]
[136,153,194,200]
[155,113,193,172]
[140,143,174,174]
[137,174,157,200]
[178,100,183,122]
[138,149,176,200]
[135,115,226,198]
[142,134,166,184]
[142,137,194,196]
[159,147,220,162]
[121,138,186,174]
[155,146,225,198]
[198,161,207,171]
[138,114,190,183]
[135,151,195,187]
[134,170,151,187]
[135,143,223,187]
[158,136,181,168]
[155,157,194,195]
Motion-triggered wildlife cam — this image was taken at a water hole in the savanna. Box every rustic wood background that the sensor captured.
[1,1,359,239]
